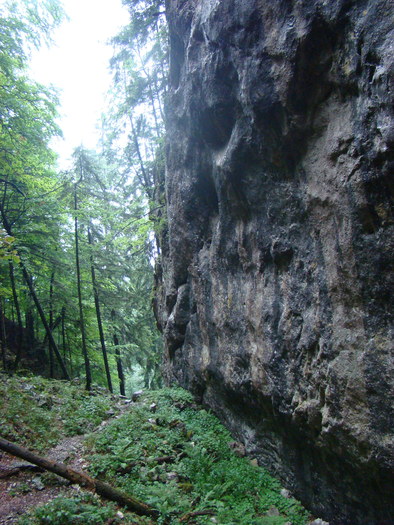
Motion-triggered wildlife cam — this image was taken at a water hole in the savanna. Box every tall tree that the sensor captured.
[88,225,113,393]
[0,0,68,375]
[0,0,164,391]
[73,173,92,391]
[9,262,23,370]
[107,0,167,216]
[0,298,7,371]
[1,200,70,378]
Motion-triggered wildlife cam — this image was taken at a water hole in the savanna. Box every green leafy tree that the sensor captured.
[0,1,164,391]
[67,146,162,393]
[0,0,69,376]
[105,0,167,247]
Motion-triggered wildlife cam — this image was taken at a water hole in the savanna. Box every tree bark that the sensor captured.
[88,225,113,392]
[113,332,126,397]
[0,299,7,371]
[0,437,159,519]
[0,203,69,379]
[74,183,92,390]
[9,262,23,371]
[20,265,70,380]
[48,270,55,378]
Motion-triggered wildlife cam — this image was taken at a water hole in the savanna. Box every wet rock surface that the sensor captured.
[157,0,394,523]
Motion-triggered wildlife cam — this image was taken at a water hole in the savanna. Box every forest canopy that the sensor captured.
[0,0,167,394]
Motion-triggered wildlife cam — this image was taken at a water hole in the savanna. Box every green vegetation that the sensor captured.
[18,493,136,525]
[86,388,309,525]
[0,0,164,392]
[1,375,309,524]
[0,373,114,451]
[1,3,310,523]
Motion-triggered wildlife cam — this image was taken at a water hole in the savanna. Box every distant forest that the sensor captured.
[0,0,167,393]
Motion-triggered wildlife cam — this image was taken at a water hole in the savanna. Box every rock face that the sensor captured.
[156,1,394,523]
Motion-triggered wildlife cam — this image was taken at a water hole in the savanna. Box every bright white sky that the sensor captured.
[29,0,128,168]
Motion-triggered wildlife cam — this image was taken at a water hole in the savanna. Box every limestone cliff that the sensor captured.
[156,1,394,523]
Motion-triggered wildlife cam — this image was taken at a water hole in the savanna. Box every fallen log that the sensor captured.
[0,437,159,520]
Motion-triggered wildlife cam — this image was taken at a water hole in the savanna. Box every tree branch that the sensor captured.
[0,179,25,196]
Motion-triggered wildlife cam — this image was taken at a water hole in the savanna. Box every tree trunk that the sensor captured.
[25,307,34,344]
[74,184,92,390]
[113,332,126,396]
[9,262,23,371]
[129,116,153,200]
[0,299,7,371]
[88,226,113,392]
[48,270,55,378]
[0,437,159,519]
[61,306,67,364]
[20,266,70,380]
[0,204,69,379]
[41,315,62,346]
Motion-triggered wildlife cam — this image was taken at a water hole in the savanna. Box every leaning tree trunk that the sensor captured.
[20,265,70,380]
[0,204,69,379]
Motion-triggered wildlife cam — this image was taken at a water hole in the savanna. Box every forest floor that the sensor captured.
[0,435,86,523]
[0,374,322,525]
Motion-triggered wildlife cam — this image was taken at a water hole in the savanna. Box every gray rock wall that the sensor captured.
[156,1,394,523]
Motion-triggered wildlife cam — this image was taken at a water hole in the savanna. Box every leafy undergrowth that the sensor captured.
[83,388,310,525]
[17,492,135,525]
[0,373,115,451]
[1,375,310,524]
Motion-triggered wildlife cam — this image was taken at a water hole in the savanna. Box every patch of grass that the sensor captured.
[0,373,115,451]
[87,388,309,525]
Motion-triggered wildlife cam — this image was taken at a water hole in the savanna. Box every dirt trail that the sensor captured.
[0,435,87,524]
[0,394,133,524]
